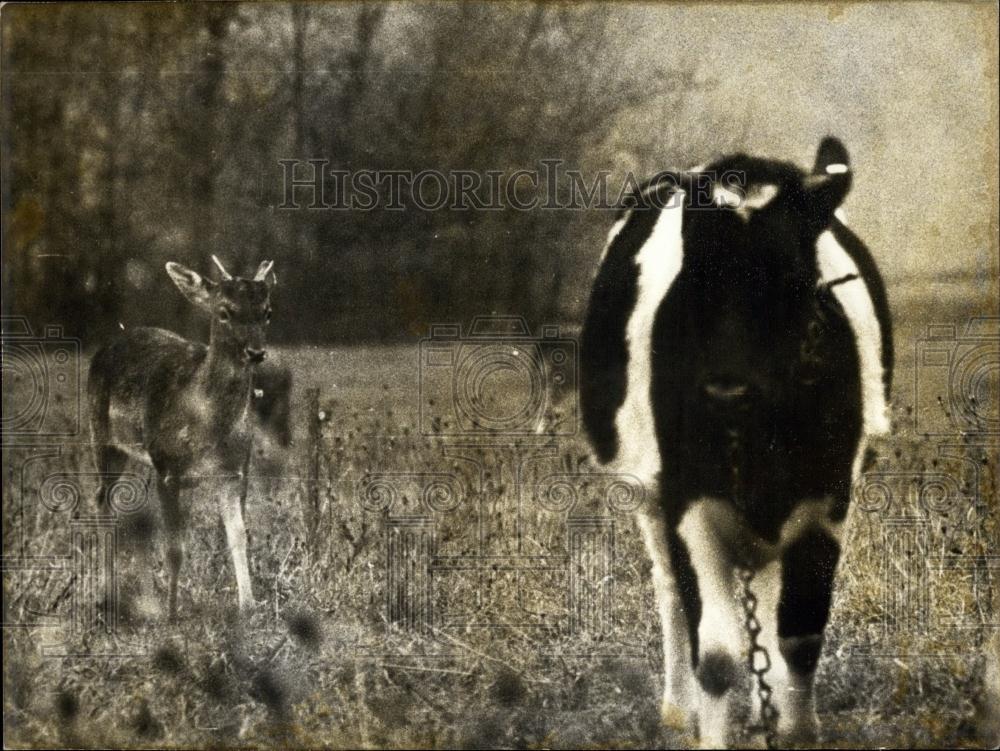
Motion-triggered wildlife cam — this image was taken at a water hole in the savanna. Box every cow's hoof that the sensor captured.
[780,718,819,748]
[661,700,701,749]
[660,701,689,731]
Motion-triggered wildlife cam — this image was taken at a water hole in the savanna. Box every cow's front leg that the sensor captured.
[748,559,791,748]
[637,508,695,731]
[773,526,842,745]
[674,501,744,749]
[218,477,256,611]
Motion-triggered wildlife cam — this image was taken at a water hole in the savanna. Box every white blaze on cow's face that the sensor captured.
[713,181,780,221]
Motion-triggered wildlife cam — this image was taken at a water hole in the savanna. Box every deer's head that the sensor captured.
[166,256,276,366]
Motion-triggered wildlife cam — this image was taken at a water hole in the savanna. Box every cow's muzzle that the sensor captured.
[702,377,755,410]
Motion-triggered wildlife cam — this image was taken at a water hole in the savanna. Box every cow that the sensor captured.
[580,137,892,747]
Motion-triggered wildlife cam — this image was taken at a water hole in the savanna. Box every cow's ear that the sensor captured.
[813,136,850,175]
[799,170,852,231]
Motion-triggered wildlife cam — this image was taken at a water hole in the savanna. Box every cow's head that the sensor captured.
[662,139,853,434]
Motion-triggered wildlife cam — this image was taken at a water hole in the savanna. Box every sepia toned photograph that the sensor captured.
[1,1,998,748]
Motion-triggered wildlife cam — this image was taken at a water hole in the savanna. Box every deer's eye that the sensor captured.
[218,308,232,322]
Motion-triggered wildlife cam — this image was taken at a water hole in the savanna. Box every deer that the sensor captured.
[87,255,275,619]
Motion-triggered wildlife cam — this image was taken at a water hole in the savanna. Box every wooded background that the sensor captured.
[3,2,996,344]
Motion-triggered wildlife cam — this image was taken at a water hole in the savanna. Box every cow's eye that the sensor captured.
[264,308,272,323]
[219,308,232,322]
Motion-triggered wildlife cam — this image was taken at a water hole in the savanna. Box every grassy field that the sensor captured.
[2,275,998,749]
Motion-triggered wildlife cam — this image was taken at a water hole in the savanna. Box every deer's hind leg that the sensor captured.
[93,445,130,509]
[92,442,160,622]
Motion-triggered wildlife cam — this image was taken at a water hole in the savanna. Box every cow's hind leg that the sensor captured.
[637,508,695,730]
[775,526,842,745]
[675,501,745,749]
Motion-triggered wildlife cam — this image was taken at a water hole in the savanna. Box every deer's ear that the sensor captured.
[165,262,216,308]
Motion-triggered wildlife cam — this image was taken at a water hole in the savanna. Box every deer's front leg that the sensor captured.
[219,477,256,611]
[158,475,185,621]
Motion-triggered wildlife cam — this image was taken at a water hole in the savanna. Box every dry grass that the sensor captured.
[2,277,997,748]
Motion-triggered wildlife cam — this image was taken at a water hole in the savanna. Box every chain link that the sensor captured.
[729,417,780,747]
[737,566,779,750]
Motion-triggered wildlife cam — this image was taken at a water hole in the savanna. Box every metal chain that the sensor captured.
[737,566,779,750]
[728,417,779,747]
